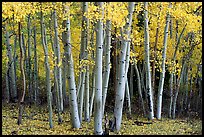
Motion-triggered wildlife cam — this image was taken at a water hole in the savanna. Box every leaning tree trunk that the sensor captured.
[144,2,154,120]
[124,41,132,119]
[94,2,104,135]
[172,61,186,119]
[156,2,171,120]
[168,22,186,118]
[172,36,198,119]
[114,2,135,131]
[40,10,53,128]
[17,22,26,125]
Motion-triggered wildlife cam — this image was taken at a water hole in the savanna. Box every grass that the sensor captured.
[2,103,202,135]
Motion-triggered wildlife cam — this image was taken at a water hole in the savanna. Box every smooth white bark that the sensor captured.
[144,2,154,120]
[94,2,103,135]
[114,2,135,131]
[156,3,171,119]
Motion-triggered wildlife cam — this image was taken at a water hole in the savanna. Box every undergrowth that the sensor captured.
[2,103,202,135]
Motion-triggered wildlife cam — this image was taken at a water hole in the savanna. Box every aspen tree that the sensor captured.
[4,25,17,102]
[102,19,111,117]
[17,22,26,125]
[172,35,198,119]
[114,2,135,131]
[53,5,63,112]
[125,41,131,118]
[27,14,33,104]
[89,24,96,117]
[156,2,171,119]
[94,2,104,135]
[144,2,154,120]
[40,10,53,128]
[33,25,39,105]
[78,2,89,122]
[63,2,81,128]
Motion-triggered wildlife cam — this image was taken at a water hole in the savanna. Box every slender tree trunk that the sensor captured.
[62,3,81,128]
[172,62,185,119]
[84,65,90,122]
[130,64,134,99]
[172,38,198,119]
[33,26,39,106]
[5,62,10,103]
[112,28,118,107]
[94,2,104,135]
[168,21,186,118]
[144,2,154,120]
[40,10,53,128]
[89,24,95,117]
[138,63,146,100]
[27,14,33,105]
[17,22,26,125]
[134,63,146,117]
[187,66,193,111]
[62,57,67,107]
[152,4,161,108]
[196,64,202,112]
[78,72,85,122]
[156,3,171,119]
[125,80,132,118]
[4,25,17,102]
[78,2,89,122]
[183,66,189,113]
[124,41,131,119]
[90,69,95,117]
[61,20,68,108]
[21,33,27,75]
[53,7,63,112]
[168,71,174,118]
[84,5,90,121]
[114,2,135,131]
[102,19,111,117]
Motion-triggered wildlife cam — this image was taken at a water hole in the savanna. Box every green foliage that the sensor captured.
[2,104,202,135]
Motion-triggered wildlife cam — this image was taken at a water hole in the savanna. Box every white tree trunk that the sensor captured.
[53,7,63,112]
[4,25,17,102]
[84,65,90,122]
[156,3,171,119]
[114,2,135,131]
[40,11,53,128]
[102,19,111,117]
[78,2,89,122]
[63,3,81,128]
[144,2,154,120]
[89,25,95,117]
[94,2,104,135]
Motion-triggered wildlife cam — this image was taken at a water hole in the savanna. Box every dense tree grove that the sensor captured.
[2,2,202,135]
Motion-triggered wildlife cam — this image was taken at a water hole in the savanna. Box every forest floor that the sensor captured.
[2,103,202,135]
